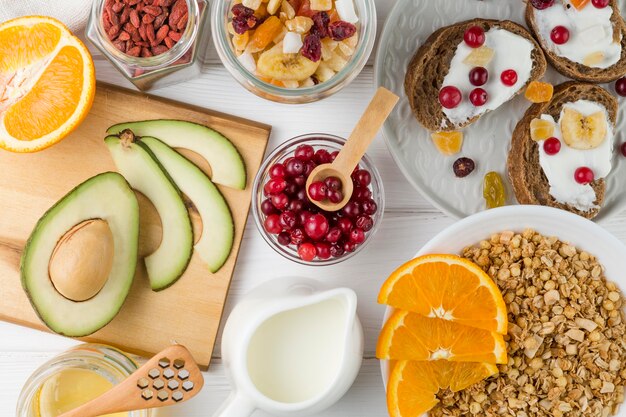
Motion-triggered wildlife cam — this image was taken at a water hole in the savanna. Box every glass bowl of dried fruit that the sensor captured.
[252,133,384,265]
[211,0,376,103]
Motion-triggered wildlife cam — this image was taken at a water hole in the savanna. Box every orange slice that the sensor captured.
[378,254,508,334]
[387,360,498,417]
[377,311,507,364]
[0,16,95,153]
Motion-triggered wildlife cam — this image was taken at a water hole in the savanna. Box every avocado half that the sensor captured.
[105,134,194,291]
[21,172,139,337]
[106,120,247,190]
[141,136,235,273]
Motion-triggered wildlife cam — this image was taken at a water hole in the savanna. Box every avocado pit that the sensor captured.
[48,219,115,302]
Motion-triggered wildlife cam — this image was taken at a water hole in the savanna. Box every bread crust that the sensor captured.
[526,0,626,83]
[404,19,547,132]
[507,82,617,219]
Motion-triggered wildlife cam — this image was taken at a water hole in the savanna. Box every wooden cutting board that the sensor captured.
[0,83,271,368]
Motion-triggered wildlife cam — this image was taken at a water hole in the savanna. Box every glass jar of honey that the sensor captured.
[16,344,151,417]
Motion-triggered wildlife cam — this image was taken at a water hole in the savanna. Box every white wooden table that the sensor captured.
[3,1,626,415]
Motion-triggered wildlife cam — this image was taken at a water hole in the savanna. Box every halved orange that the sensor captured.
[377,310,507,364]
[0,16,95,152]
[378,254,507,334]
[387,360,498,417]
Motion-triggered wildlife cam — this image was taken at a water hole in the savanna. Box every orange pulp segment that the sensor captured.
[378,254,508,334]
[377,310,507,364]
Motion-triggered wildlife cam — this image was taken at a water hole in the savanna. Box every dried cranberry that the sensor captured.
[311,12,330,38]
[328,21,357,41]
[453,157,476,178]
[302,34,322,62]
[530,0,554,9]
[355,215,373,232]
[290,228,306,245]
[231,4,254,17]
[279,210,297,230]
[232,14,258,34]
[330,244,345,258]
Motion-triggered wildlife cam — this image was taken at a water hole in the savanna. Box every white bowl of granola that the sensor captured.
[381,205,625,417]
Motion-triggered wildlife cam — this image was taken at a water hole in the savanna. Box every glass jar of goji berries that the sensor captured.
[86,0,212,91]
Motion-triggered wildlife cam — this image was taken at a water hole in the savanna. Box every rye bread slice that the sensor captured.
[507,82,617,219]
[526,0,626,83]
[404,19,547,132]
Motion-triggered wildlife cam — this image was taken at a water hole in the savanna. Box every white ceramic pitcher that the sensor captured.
[214,277,363,417]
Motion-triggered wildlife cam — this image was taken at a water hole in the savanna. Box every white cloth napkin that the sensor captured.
[0,0,93,34]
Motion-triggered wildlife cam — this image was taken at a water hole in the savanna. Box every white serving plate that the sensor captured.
[380,205,626,417]
[375,0,626,221]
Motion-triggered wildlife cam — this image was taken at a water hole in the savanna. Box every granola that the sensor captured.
[429,229,625,417]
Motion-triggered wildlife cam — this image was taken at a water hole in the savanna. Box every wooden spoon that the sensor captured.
[306,87,399,212]
[58,345,204,417]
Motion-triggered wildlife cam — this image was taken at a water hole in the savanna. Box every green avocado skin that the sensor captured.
[20,172,140,337]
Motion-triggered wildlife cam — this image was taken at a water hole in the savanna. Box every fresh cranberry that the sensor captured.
[530,0,554,9]
[296,188,308,202]
[279,210,297,230]
[543,137,561,155]
[293,175,307,187]
[574,167,595,184]
[330,244,345,258]
[361,199,378,215]
[621,142,626,157]
[288,199,305,212]
[298,243,317,261]
[310,11,330,38]
[277,232,291,246]
[337,217,353,235]
[298,210,313,226]
[550,26,569,45]
[264,214,282,234]
[352,169,371,187]
[592,0,609,7]
[324,176,342,191]
[439,86,463,109]
[290,228,306,245]
[308,181,328,201]
[328,21,357,41]
[352,186,372,202]
[264,178,286,195]
[284,182,298,195]
[269,163,286,178]
[294,144,315,161]
[349,228,365,244]
[501,69,518,86]
[463,26,485,48]
[341,201,361,218]
[615,77,626,97]
[315,242,331,259]
[271,193,289,210]
[469,67,488,86]
[303,161,316,177]
[285,158,305,176]
[261,198,278,215]
[302,34,322,62]
[469,88,488,106]
[343,241,357,253]
[355,215,374,232]
[330,150,339,161]
[325,227,342,243]
[314,149,332,164]
[327,189,344,204]
[304,214,329,240]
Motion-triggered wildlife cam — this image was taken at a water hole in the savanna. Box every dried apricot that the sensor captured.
[483,172,506,209]
[431,131,464,156]
[525,81,554,103]
[530,118,555,141]
[570,0,590,10]
[248,15,283,51]
[232,31,250,51]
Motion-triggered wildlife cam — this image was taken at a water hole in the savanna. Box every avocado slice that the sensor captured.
[105,133,193,291]
[21,172,139,337]
[141,136,235,273]
[107,120,246,190]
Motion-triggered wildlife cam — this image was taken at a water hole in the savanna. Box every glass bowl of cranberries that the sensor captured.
[252,133,384,265]
[211,0,376,104]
